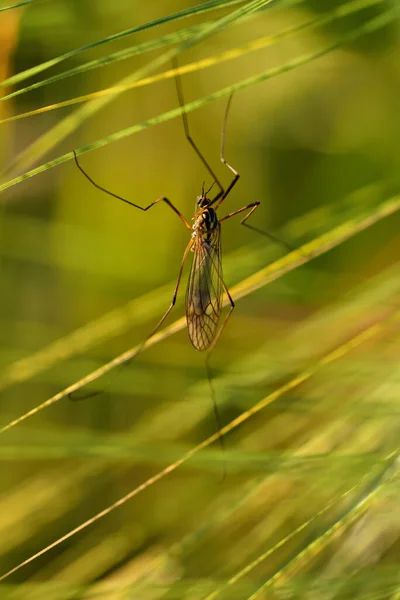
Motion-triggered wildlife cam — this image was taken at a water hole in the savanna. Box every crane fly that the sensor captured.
[73,70,262,358]
[72,62,268,453]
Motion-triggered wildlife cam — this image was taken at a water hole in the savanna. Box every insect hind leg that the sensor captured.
[205,280,235,478]
[73,151,192,230]
[69,238,194,401]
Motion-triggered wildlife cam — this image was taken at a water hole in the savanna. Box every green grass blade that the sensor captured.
[0,0,386,127]
[247,451,399,598]
[1,3,397,190]
[0,0,249,93]
[0,0,42,12]
[0,0,273,179]
[0,311,398,583]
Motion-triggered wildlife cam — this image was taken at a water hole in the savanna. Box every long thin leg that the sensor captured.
[74,151,192,230]
[173,58,223,195]
[205,280,235,478]
[220,201,297,253]
[210,93,240,208]
[143,238,194,343]
[70,238,194,400]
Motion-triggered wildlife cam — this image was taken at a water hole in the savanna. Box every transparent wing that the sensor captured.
[185,225,223,351]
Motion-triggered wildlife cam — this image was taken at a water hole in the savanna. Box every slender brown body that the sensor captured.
[186,202,222,350]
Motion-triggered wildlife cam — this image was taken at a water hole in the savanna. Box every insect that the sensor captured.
[73,67,263,358]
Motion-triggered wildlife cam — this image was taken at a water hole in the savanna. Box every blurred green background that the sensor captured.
[0,1,399,598]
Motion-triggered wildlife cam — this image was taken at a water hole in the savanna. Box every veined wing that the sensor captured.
[185,225,223,351]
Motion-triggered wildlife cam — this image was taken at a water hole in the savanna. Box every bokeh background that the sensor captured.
[0,1,399,598]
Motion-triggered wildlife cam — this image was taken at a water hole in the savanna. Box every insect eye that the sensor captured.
[197,196,210,208]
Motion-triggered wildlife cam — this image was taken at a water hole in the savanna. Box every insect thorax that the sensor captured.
[193,207,219,240]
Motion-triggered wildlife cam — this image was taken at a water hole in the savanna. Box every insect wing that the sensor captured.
[186,225,223,351]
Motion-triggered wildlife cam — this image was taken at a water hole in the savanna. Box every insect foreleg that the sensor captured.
[69,238,194,401]
[172,58,223,196]
[73,151,191,230]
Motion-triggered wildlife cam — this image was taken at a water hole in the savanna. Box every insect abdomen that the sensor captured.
[186,223,222,351]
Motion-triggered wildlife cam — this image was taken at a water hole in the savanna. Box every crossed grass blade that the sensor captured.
[0,306,398,583]
[1,0,395,185]
[245,450,399,600]
[0,0,272,178]
[0,0,385,129]
[1,0,384,125]
[0,0,250,93]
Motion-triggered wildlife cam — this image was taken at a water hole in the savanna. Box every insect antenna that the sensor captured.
[205,181,215,196]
